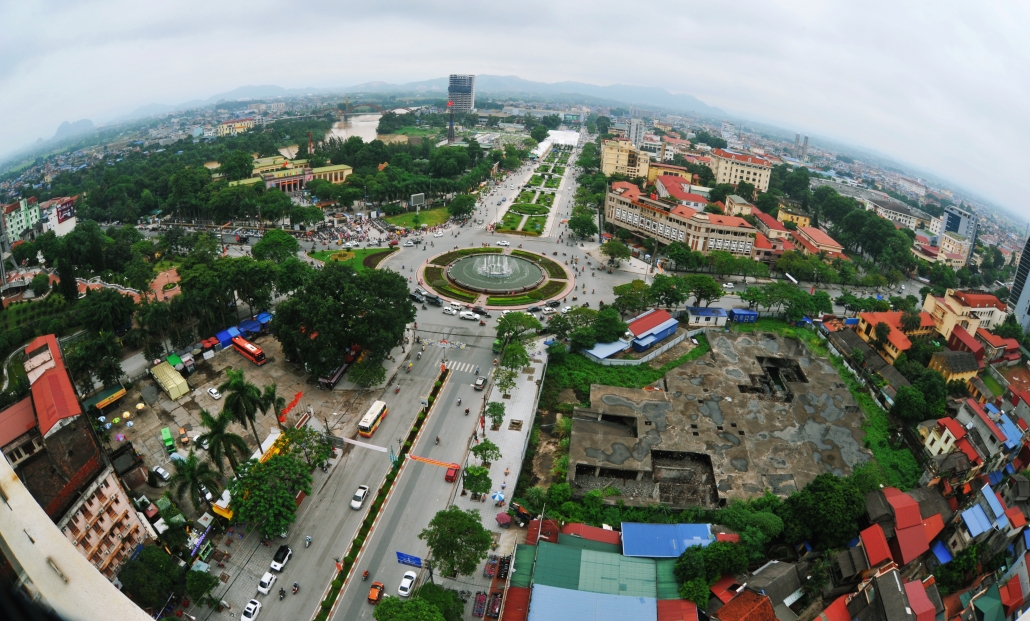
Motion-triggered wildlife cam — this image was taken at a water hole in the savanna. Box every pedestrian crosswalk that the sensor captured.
[444,361,479,374]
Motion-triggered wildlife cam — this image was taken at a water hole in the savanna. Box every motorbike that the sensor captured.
[417,352,422,360]
[279,588,286,601]
[305,536,311,548]
[422,304,427,310]
[362,571,370,581]
[465,408,470,416]
[457,397,462,406]
[395,386,400,394]
[292,583,299,594]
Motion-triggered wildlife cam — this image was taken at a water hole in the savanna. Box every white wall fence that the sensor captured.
[580,328,705,366]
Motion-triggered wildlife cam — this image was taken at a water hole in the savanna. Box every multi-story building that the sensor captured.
[627,118,644,148]
[605,187,755,256]
[447,74,476,113]
[708,149,771,192]
[776,200,811,228]
[940,231,973,265]
[921,289,1007,340]
[855,310,935,364]
[789,227,846,261]
[38,196,77,237]
[1008,236,1030,328]
[601,139,650,179]
[941,204,978,263]
[3,197,42,243]
[863,197,932,230]
[724,195,753,217]
[927,350,980,385]
[0,335,149,582]
[217,117,255,137]
[655,175,707,210]
[645,161,693,184]
[752,209,790,240]
[752,232,794,267]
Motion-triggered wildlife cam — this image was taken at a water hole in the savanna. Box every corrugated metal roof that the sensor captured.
[655,560,680,600]
[905,580,936,621]
[578,549,656,598]
[558,534,621,554]
[892,524,929,566]
[562,523,622,545]
[658,599,698,621]
[533,541,582,591]
[628,309,676,337]
[860,524,892,566]
[511,544,537,589]
[526,584,656,621]
[621,522,712,557]
[501,587,531,621]
[962,505,992,537]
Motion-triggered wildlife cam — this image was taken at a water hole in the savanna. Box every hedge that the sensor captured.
[512,250,567,278]
[486,279,566,305]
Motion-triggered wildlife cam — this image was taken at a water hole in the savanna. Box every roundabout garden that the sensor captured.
[421,248,573,307]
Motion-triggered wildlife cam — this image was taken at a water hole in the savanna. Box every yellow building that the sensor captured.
[709,148,771,192]
[252,156,290,174]
[601,139,650,179]
[927,350,980,385]
[921,290,1007,340]
[855,310,935,364]
[646,162,692,184]
[311,164,353,184]
[776,202,811,228]
[724,195,753,217]
[217,117,256,137]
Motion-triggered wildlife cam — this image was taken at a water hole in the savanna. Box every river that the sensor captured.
[326,114,382,143]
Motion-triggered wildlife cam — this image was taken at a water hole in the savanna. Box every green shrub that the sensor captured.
[332,579,343,589]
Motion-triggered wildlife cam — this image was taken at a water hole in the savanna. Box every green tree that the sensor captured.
[168,450,222,513]
[914,369,948,415]
[613,279,652,316]
[893,385,929,423]
[373,596,446,621]
[218,150,255,181]
[447,194,476,219]
[418,506,493,577]
[592,307,628,342]
[685,274,723,307]
[485,402,505,429]
[124,254,156,293]
[117,545,185,609]
[186,570,220,603]
[570,326,597,350]
[56,254,78,302]
[219,368,265,446]
[252,229,300,264]
[349,354,388,388]
[499,341,530,373]
[874,322,891,351]
[471,438,502,464]
[530,125,550,142]
[495,312,542,351]
[281,426,334,467]
[77,286,136,334]
[494,368,517,396]
[197,409,250,475]
[600,239,632,266]
[649,274,686,309]
[261,383,287,430]
[568,213,598,239]
[29,272,50,296]
[776,472,865,550]
[228,454,313,539]
[412,583,464,621]
[900,310,922,333]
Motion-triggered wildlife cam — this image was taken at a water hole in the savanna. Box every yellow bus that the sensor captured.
[358,401,388,438]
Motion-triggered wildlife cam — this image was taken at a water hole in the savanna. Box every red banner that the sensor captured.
[280,391,303,422]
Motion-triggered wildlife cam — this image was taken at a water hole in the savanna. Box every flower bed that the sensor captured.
[512,250,566,278]
[487,279,566,305]
[429,247,501,266]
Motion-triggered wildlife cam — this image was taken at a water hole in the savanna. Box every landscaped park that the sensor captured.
[420,248,572,306]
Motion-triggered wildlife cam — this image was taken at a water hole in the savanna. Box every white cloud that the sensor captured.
[2,1,1028,214]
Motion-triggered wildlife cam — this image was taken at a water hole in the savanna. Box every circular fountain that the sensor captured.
[446,254,545,294]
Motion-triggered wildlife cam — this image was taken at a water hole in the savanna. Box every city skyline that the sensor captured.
[1,1,1028,217]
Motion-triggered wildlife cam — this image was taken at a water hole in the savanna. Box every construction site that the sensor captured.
[567,331,872,507]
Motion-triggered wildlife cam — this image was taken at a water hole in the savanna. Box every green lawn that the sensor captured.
[545,177,561,189]
[518,191,537,203]
[384,207,450,228]
[521,215,547,235]
[509,203,550,215]
[391,126,440,137]
[552,165,566,176]
[528,175,545,186]
[982,373,1006,398]
[307,248,396,273]
[152,259,182,272]
[497,211,524,231]
[537,193,555,207]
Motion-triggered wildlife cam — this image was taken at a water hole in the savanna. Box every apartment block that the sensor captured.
[856,310,935,364]
[605,187,754,256]
[921,289,1007,340]
[789,227,846,261]
[3,197,42,242]
[655,175,707,209]
[709,149,771,192]
[448,74,476,113]
[217,117,255,137]
[752,209,790,240]
[601,139,650,178]
[776,199,810,228]
[724,195,754,217]
[863,197,932,230]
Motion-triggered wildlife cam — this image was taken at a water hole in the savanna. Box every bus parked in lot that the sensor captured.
[232,336,267,365]
[358,401,388,438]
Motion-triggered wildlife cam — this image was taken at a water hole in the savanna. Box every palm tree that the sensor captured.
[219,369,264,446]
[197,409,250,475]
[900,310,922,333]
[167,450,222,513]
[261,384,287,431]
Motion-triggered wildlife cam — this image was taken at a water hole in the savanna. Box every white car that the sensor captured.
[152,466,170,483]
[350,485,369,510]
[207,387,222,400]
[561,306,572,314]
[257,572,276,595]
[541,307,556,315]
[497,241,510,247]
[434,232,443,238]
[442,307,458,316]
[403,241,414,247]
[242,599,261,620]
[459,311,481,321]
[398,571,417,597]
[722,282,735,289]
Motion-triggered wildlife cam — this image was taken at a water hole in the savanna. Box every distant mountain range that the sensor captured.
[53,119,94,140]
[117,75,724,121]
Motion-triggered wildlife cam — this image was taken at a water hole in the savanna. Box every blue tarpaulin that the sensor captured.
[620,522,712,557]
[932,540,953,564]
[526,584,655,621]
[256,311,273,324]
[227,326,241,338]
[238,319,261,335]
[215,330,233,347]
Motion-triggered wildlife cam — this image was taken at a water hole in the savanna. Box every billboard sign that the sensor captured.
[410,193,425,208]
[56,203,75,223]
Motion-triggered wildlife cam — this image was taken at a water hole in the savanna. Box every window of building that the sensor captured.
[93,523,102,534]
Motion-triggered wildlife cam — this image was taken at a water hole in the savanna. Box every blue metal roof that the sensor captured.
[984,483,1006,520]
[637,318,678,338]
[584,341,629,359]
[999,415,1021,450]
[238,319,261,334]
[986,403,1000,415]
[1023,529,1030,550]
[620,523,711,557]
[526,584,656,621]
[932,540,953,564]
[215,330,233,346]
[729,308,758,317]
[685,307,727,317]
[963,506,992,537]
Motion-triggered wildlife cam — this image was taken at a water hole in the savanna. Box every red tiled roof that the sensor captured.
[977,328,1005,348]
[612,181,642,201]
[561,523,622,545]
[753,232,773,250]
[796,226,843,250]
[657,175,708,205]
[671,205,698,219]
[953,291,1006,311]
[752,209,787,232]
[887,492,923,529]
[711,148,771,168]
[0,397,37,447]
[904,580,937,621]
[949,325,985,357]
[712,574,743,604]
[716,532,741,543]
[892,523,930,565]
[1006,507,1027,529]
[658,599,699,621]
[714,589,776,621]
[938,417,967,440]
[1000,574,1025,617]
[860,523,892,566]
[858,311,934,353]
[25,335,81,437]
[915,235,930,245]
[706,214,753,229]
[923,513,945,541]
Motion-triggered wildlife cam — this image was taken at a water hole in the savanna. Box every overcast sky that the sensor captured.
[3,1,1028,217]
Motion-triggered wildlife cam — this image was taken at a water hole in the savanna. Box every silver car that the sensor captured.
[350,485,369,510]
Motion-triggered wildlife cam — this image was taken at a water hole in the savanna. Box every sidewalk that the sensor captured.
[437,337,548,618]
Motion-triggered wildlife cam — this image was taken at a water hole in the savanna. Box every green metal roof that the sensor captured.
[974,585,1004,621]
[511,544,537,588]
[655,559,680,599]
[533,541,583,591]
[579,549,656,598]
[558,533,621,554]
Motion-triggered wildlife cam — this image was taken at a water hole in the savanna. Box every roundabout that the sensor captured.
[419,248,575,308]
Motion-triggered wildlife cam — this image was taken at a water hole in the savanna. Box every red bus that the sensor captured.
[231,336,267,365]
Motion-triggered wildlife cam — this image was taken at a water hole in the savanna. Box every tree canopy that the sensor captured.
[227,454,313,538]
[418,506,493,577]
